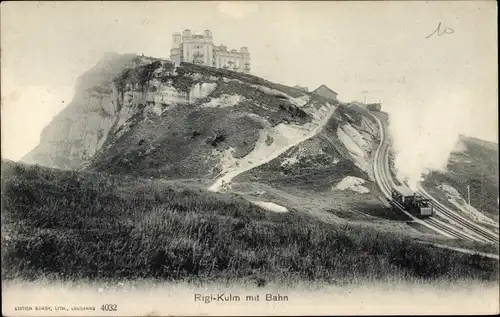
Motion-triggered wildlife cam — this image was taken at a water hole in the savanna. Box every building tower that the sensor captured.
[172,32,182,47]
[240,47,251,73]
[170,32,183,65]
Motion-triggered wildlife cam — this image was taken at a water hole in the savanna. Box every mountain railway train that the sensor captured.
[391,185,434,218]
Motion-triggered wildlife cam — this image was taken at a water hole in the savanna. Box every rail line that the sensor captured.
[418,186,499,244]
[370,111,498,244]
[426,217,477,241]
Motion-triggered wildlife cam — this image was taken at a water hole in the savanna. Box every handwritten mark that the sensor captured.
[426,22,454,39]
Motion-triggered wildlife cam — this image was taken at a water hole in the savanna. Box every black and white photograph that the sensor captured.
[1,1,498,316]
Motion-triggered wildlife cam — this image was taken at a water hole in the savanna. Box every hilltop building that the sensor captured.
[312,85,338,101]
[170,29,251,73]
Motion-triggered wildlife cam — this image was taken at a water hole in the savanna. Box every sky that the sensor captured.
[1,1,498,161]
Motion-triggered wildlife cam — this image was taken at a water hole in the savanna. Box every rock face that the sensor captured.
[21,53,138,169]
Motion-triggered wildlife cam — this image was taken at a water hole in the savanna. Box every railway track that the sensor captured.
[418,186,499,244]
[426,217,478,241]
[371,111,499,244]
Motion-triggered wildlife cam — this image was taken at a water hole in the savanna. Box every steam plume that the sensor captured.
[387,88,471,190]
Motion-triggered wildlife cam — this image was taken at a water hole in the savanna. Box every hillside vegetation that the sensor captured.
[2,160,498,285]
[423,135,499,225]
[234,103,378,191]
[230,103,386,221]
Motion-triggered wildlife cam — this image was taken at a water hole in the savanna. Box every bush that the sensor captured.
[265,135,274,146]
[207,129,227,147]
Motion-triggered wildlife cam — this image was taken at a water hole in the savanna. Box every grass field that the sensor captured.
[1,160,498,286]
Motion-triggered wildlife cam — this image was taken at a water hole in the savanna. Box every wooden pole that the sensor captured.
[467,184,471,212]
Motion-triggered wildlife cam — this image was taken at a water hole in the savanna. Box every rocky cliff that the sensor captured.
[21,53,138,169]
[22,53,380,191]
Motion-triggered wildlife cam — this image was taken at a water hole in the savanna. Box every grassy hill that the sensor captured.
[2,160,498,285]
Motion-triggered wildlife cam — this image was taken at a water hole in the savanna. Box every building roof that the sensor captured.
[313,84,338,95]
[393,185,414,197]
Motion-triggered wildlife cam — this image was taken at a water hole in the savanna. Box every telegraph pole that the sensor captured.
[362,90,368,104]
[467,184,471,212]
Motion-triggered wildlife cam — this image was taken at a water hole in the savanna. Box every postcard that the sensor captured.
[1,1,498,316]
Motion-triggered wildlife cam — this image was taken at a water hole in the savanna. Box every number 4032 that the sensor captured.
[100,304,118,311]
